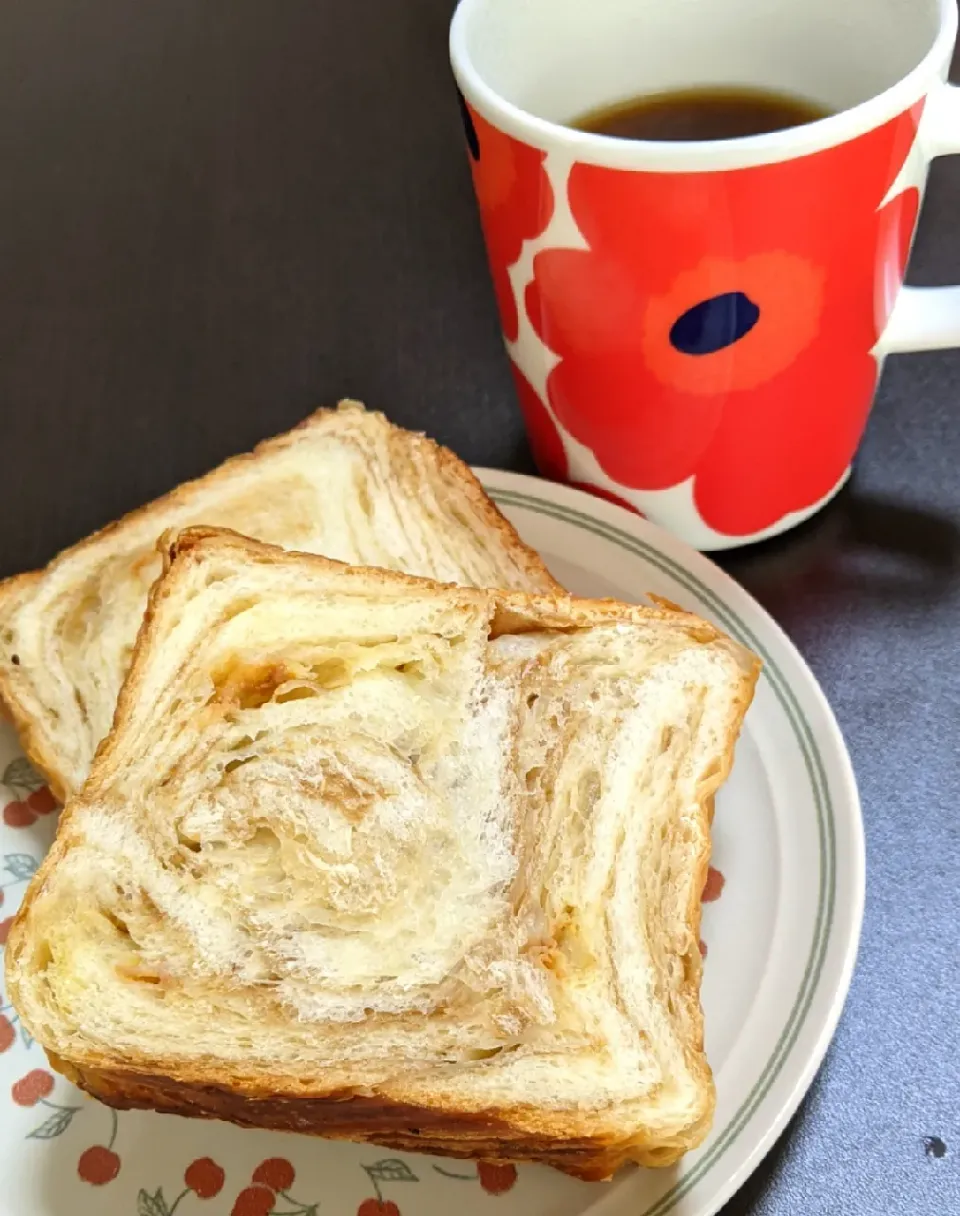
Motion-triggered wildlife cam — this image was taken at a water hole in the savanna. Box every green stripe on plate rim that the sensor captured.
[490,487,836,1216]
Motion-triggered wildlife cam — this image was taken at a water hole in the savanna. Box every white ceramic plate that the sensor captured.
[0,471,863,1216]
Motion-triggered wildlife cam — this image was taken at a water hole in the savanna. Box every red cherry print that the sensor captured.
[231,1185,276,1216]
[12,1068,54,1105]
[77,1145,121,1185]
[478,1162,518,1195]
[252,1158,295,1191]
[3,800,36,827]
[702,867,725,902]
[0,1014,15,1052]
[357,1202,399,1216]
[0,917,12,945]
[26,787,58,815]
[185,1157,226,1199]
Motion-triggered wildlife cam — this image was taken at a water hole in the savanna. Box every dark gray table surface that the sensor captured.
[1,2,957,1213]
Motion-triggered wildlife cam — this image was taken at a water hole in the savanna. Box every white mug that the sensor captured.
[451,0,960,549]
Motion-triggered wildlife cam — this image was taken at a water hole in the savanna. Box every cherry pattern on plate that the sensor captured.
[1,761,48,963]
[433,1162,519,1195]
[231,1156,317,1216]
[0,1010,14,1052]
[12,1067,54,1106]
[135,1153,523,1216]
[1,764,51,1051]
[0,850,39,935]
[353,1158,425,1216]
[700,864,727,961]
[232,1185,277,1216]
[9,1060,84,1140]
[137,1156,227,1215]
[77,1107,121,1185]
[703,866,726,903]
[185,1157,227,1199]
[2,758,58,828]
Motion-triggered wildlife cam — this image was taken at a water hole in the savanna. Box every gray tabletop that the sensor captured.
[1,2,958,1213]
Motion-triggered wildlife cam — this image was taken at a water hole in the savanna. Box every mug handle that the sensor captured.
[879,82,960,354]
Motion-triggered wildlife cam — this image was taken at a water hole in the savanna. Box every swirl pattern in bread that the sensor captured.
[5,529,758,1179]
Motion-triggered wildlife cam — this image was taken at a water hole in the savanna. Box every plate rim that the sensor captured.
[477,467,865,1216]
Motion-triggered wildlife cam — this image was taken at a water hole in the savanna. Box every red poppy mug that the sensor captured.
[451,0,960,549]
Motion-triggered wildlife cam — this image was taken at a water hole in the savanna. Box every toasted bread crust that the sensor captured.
[55,1059,700,1181]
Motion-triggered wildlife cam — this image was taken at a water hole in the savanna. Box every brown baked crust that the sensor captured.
[408,425,562,596]
[0,402,561,799]
[54,1057,697,1181]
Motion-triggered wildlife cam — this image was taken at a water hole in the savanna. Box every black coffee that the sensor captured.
[573,86,831,142]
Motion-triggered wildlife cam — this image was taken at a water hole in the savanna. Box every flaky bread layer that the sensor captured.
[0,403,560,801]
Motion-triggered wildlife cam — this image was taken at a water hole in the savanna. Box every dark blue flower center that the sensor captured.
[669,291,760,355]
[456,88,480,161]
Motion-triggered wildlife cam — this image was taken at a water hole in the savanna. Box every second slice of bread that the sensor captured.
[0,402,560,801]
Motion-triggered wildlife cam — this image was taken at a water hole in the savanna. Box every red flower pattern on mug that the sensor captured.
[458,93,554,341]
[526,103,924,536]
[509,362,568,480]
[509,361,646,514]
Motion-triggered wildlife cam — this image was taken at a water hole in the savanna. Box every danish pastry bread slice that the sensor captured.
[6,529,758,1180]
